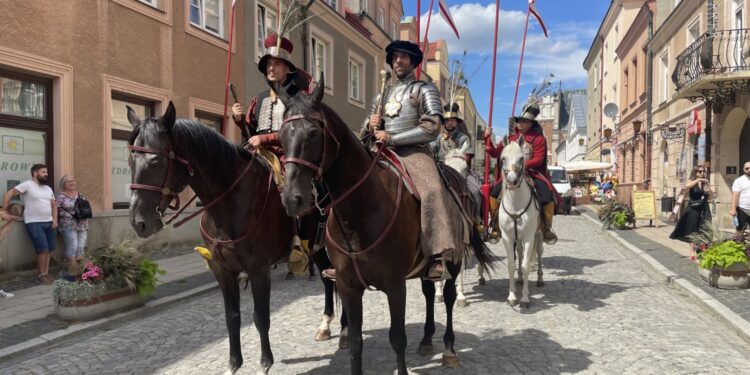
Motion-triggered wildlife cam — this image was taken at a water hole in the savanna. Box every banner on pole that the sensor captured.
[438,0,460,39]
[529,0,548,37]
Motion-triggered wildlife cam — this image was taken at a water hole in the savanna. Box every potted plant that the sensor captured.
[52,241,166,321]
[597,198,635,230]
[690,222,749,289]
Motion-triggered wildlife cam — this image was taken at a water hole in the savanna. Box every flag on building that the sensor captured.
[438,0,460,39]
[529,0,548,37]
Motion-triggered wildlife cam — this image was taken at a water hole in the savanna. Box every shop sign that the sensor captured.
[661,128,685,140]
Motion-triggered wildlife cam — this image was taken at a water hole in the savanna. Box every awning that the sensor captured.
[560,160,613,172]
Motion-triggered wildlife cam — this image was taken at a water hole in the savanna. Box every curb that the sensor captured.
[0,281,219,362]
[580,212,750,345]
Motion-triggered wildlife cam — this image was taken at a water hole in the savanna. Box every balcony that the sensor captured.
[673,29,750,104]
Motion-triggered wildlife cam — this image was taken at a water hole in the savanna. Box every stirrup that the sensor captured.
[322,268,336,281]
[422,258,451,281]
[542,229,558,245]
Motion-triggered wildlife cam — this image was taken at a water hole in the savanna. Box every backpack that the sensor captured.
[73,194,93,221]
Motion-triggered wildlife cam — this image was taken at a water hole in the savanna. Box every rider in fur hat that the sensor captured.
[484,102,561,244]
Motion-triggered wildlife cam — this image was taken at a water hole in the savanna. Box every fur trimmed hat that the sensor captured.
[385,40,423,68]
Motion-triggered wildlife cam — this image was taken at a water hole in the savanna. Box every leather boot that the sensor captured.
[488,197,502,242]
[542,202,558,245]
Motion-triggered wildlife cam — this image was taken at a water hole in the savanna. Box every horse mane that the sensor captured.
[131,117,251,185]
[501,138,532,160]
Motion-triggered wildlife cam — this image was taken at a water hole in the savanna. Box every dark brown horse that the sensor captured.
[126,102,344,374]
[276,80,496,375]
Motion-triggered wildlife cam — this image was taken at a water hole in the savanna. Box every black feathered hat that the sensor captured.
[386,40,423,68]
[443,102,462,121]
[513,103,541,128]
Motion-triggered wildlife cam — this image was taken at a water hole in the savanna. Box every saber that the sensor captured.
[373,69,390,132]
[229,83,240,104]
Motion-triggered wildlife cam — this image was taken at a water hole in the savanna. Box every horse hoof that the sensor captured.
[507,299,518,307]
[435,295,444,303]
[441,353,460,368]
[537,281,545,287]
[338,336,349,350]
[315,329,331,341]
[478,278,486,286]
[417,344,434,356]
[520,302,530,309]
[457,298,469,307]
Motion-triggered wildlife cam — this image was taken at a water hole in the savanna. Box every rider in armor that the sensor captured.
[431,102,474,175]
[484,103,560,244]
[362,40,469,281]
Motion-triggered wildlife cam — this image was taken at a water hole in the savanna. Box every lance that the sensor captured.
[417,0,435,80]
[482,0,501,230]
[510,2,532,117]
[221,0,238,137]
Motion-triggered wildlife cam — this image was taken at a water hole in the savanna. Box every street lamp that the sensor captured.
[633,120,642,135]
[578,138,585,146]
[603,128,613,139]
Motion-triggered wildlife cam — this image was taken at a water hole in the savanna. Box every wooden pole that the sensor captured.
[482,0,502,229]
[221,1,237,137]
[510,4,531,117]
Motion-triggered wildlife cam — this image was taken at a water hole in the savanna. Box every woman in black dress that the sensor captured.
[670,166,712,260]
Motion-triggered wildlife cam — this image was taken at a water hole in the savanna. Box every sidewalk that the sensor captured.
[0,250,217,361]
[578,205,750,343]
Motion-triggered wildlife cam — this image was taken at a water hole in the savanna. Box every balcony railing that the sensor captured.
[673,29,750,91]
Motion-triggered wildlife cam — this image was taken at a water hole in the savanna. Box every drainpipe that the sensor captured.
[645,2,654,189]
[599,35,605,162]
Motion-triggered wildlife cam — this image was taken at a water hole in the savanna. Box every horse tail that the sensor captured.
[469,224,499,273]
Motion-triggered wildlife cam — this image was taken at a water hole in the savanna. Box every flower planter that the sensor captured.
[56,288,145,321]
[698,263,750,290]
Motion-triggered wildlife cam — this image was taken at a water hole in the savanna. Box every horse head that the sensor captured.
[500,136,531,190]
[127,102,192,237]
[275,75,332,216]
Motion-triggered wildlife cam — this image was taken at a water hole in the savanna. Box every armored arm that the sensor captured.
[359,94,380,138]
[388,83,443,147]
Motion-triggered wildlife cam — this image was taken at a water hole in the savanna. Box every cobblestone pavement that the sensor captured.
[3,216,750,374]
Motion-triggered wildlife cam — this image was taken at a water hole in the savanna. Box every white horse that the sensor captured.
[498,137,544,309]
[435,151,490,306]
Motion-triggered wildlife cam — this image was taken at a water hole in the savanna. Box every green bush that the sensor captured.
[137,259,166,297]
[698,240,748,270]
[598,198,635,229]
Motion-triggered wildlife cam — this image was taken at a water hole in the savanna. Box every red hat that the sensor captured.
[258,33,296,74]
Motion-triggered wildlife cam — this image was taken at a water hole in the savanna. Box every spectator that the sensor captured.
[670,166,712,261]
[56,175,89,270]
[0,204,23,298]
[2,164,58,285]
[730,161,750,233]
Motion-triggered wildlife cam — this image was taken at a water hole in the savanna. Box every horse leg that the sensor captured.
[215,269,243,374]
[339,285,365,375]
[441,262,460,368]
[313,250,334,341]
[386,283,409,375]
[536,234,545,287]
[418,279,436,356]
[519,241,533,309]
[503,236,518,307]
[435,279,444,303]
[457,260,469,307]
[477,262,486,286]
[339,308,349,349]
[250,269,274,374]
[516,247,524,286]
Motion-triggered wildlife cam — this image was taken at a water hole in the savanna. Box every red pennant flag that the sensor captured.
[438,0,460,39]
[529,0,548,38]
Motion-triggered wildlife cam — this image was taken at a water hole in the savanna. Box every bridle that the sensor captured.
[127,141,194,217]
[280,112,339,180]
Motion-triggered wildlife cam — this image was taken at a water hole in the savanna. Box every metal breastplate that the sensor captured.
[382,81,422,135]
[437,131,470,160]
[257,96,285,133]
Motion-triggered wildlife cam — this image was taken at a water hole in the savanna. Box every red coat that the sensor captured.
[485,125,561,205]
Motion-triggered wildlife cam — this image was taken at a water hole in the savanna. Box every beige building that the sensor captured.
[583,0,644,167]
[657,0,750,229]
[0,0,400,272]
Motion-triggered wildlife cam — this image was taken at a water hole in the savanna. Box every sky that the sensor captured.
[400,0,610,135]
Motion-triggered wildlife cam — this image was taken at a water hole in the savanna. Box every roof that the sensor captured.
[567,91,587,135]
[425,40,445,61]
[557,89,586,131]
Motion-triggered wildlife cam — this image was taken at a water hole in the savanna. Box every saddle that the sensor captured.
[254,147,285,191]
[376,146,421,201]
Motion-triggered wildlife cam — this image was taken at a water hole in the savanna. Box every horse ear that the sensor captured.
[517,135,526,147]
[312,73,325,104]
[126,105,141,128]
[274,81,291,107]
[502,135,509,147]
[159,101,176,132]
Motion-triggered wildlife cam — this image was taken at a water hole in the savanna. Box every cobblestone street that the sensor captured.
[3,215,750,374]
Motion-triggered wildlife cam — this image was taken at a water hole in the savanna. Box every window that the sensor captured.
[734,2,745,68]
[139,0,158,7]
[687,18,700,45]
[660,51,669,103]
[0,71,52,204]
[632,57,638,97]
[256,4,277,61]
[377,7,384,29]
[390,21,397,40]
[190,0,224,38]
[348,54,365,103]
[360,0,367,13]
[623,68,629,105]
[310,28,334,91]
[196,110,223,134]
[111,93,155,209]
[324,0,337,10]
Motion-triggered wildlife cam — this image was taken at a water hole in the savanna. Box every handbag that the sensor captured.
[73,194,93,221]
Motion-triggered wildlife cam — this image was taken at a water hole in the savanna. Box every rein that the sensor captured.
[128,144,194,214]
[501,179,534,254]
[282,111,403,290]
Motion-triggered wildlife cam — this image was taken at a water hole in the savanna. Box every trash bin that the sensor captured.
[661,197,675,213]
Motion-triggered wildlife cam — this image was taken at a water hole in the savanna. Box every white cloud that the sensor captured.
[420,3,595,82]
